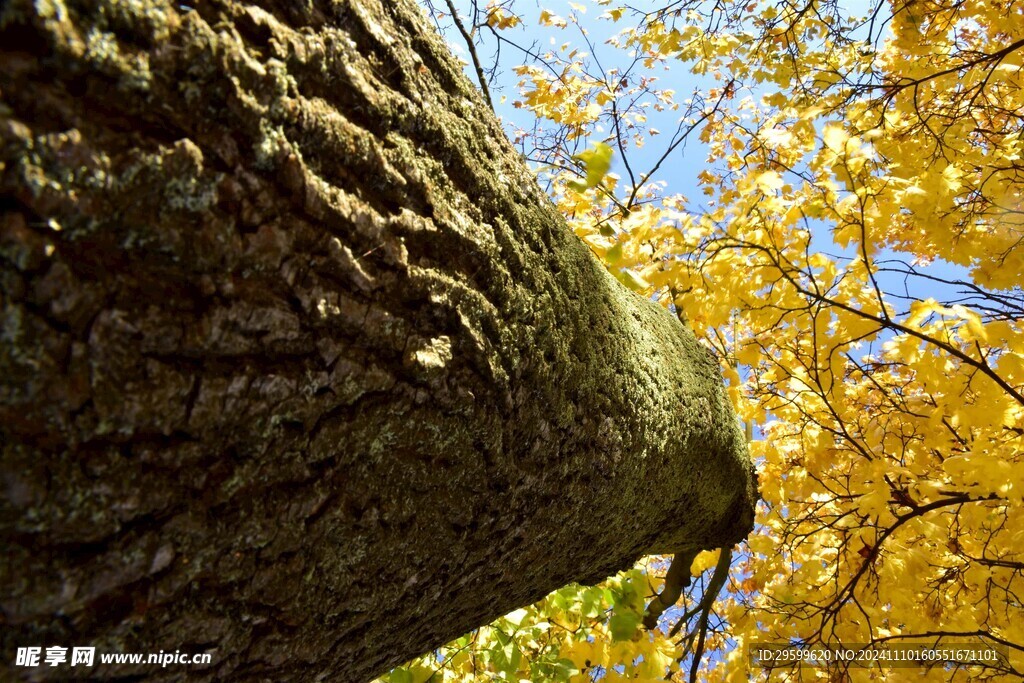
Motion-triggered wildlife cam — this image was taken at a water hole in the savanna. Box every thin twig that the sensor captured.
[443,0,494,111]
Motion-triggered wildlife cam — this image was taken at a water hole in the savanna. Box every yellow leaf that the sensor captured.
[755,170,784,192]
[690,549,721,576]
[568,142,614,191]
[485,6,521,30]
[822,125,848,152]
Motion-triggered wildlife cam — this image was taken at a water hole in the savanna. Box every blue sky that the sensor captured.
[425,1,714,200]
[424,1,997,317]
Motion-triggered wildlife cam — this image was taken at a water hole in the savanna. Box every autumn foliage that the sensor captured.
[387,0,1024,680]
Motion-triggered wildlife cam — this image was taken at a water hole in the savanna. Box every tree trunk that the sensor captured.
[0,1,757,681]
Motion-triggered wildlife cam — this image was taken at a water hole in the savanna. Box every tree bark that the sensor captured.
[0,1,757,681]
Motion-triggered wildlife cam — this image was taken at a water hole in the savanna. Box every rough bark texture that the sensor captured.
[0,1,757,681]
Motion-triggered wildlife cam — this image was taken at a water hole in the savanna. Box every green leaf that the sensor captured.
[581,587,603,618]
[609,611,641,641]
[504,607,530,628]
[617,575,644,612]
[569,142,614,191]
[614,269,650,292]
[553,658,579,680]
[388,667,413,683]
[491,634,522,676]
[539,658,580,682]
[605,242,623,265]
[408,665,436,683]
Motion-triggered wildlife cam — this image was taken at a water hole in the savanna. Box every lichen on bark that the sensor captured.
[0,1,757,681]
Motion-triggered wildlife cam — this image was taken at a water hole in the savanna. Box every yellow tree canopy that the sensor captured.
[386,0,1024,680]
